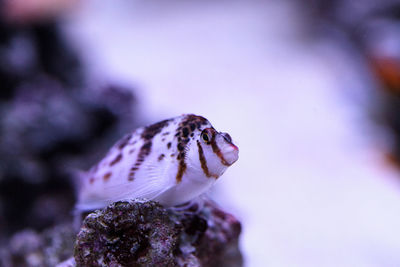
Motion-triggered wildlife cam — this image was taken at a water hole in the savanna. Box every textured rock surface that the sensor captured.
[74,200,243,267]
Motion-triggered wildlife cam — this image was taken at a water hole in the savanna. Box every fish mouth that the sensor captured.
[221,144,239,166]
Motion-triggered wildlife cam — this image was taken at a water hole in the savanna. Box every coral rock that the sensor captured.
[74,200,242,267]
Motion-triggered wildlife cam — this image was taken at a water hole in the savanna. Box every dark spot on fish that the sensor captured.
[89,177,95,184]
[103,172,112,181]
[142,142,151,150]
[129,149,135,154]
[141,119,172,140]
[167,142,172,149]
[177,143,185,151]
[197,140,212,178]
[161,138,166,142]
[177,152,185,160]
[190,123,196,131]
[109,153,123,166]
[184,114,209,126]
[176,160,186,183]
[162,132,170,136]
[190,133,194,137]
[158,154,165,161]
[182,127,189,137]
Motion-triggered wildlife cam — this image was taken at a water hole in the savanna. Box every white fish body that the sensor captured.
[75,114,239,211]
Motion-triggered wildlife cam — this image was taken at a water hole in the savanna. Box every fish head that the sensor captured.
[189,127,239,179]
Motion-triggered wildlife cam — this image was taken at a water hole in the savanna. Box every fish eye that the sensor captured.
[222,133,232,143]
[201,131,210,143]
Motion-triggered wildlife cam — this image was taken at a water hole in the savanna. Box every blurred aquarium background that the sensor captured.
[1,0,400,266]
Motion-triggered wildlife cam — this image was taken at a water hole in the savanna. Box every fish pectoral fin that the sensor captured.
[105,159,175,204]
[134,159,175,200]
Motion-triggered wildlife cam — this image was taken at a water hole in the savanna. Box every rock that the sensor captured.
[0,199,243,267]
[74,200,243,267]
[0,224,76,267]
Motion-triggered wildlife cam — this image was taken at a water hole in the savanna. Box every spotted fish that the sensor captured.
[75,114,239,211]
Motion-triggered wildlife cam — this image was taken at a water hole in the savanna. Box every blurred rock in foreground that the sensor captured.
[0,224,76,267]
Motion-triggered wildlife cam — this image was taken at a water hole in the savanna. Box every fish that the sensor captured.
[75,114,239,211]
